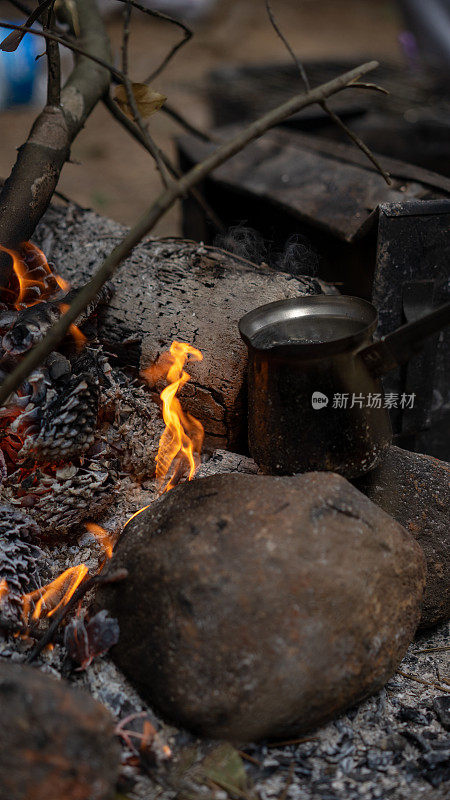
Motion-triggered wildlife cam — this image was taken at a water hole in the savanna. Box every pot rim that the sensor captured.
[238,295,378,358]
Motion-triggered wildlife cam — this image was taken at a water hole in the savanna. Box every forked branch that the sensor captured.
[0,60,380,406]
[0,0,111,285]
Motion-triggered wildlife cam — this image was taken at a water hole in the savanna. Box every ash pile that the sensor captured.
[0,204,448,800]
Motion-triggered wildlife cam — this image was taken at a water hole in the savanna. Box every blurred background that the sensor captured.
[0,0,437,234]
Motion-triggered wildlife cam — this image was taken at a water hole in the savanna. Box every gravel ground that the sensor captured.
[1,451,448,800]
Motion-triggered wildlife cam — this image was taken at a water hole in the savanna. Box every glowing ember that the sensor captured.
[21,564,88,623]
[0,241,68,309]
[86,522,115,559]
[59,302,87,350]
[0,579,8,605]
[142,341,204,493]
[0,241,85,349]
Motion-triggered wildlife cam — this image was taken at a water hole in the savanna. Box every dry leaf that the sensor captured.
[114,83,167,121]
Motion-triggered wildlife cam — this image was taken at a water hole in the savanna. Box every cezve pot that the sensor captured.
[239,295,450,478]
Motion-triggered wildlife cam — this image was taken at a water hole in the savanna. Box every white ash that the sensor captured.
[1,450,448,800]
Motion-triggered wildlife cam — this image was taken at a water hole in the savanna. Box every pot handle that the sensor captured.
[360,301,450,376]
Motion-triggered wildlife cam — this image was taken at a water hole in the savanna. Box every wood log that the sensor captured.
[35,204,329,449]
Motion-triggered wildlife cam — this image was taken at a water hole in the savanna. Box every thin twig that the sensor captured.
[0,20,123,79]
[0,60,379,407]
[268,736,319,748]
[0,0,53,51]
[162,102,217,144]
[0,17,213,146]
[417,645,450,653]
[103,93,224,230]
[45,1,60,107]
[120,0,170,187]
[279,762,295,800]
[26,568,128,663]
[319,101,391,183]
[109,0,192,83]
[264,0,391,184]
[396,669,450,693]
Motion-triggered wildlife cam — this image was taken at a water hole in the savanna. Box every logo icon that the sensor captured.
[312,391,329,410]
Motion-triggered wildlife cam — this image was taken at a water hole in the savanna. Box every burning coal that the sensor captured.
[0,240,205,666]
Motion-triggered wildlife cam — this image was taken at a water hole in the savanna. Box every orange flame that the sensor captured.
[0,579,9,606]
[142,341,204,493]
[21,564,88,623]
[86,522,115,559]
[0,241,68,309]
[59,303,87,351]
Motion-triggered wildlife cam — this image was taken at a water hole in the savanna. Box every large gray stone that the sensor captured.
[98,472,425,742]
[355,446,449,628]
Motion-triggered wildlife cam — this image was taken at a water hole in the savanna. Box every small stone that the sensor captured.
[433,696,450,731]
[0,662,120,800]
[355,446,450,627]
[98,472,425,742]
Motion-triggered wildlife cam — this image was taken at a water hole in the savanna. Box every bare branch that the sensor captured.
[264,0,391,184]
[0,21,122,78]
[0,0,111,275]
[0,60,379,407]
[0,0,53,51]
[120,0,170,187]
[45,1,61,107]
[0,19,214,144]
[110,0,193,83]
[162,102,217,144]
[103,94,224,230]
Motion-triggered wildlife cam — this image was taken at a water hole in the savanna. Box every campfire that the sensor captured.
[0,1,448,797]
[0,241,206,637]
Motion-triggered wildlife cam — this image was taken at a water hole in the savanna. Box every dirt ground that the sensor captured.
[0,0,403,236]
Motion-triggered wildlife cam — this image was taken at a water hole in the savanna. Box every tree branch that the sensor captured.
[120,0,170,187]
[103,94,224,230]
[0,60,379,407]
[0,1,111,287]
[0,20,215,144]
[264,0,391,184]
[45,1,61,107]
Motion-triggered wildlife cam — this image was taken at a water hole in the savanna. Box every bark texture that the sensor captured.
[34,204,328,449]
[0,0,110,281]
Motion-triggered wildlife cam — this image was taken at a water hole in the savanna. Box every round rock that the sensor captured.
[355,446,450,627]
[0,662,120,800]
[98,472,426,742]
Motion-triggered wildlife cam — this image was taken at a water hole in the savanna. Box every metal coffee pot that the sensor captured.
[239,295,450,478]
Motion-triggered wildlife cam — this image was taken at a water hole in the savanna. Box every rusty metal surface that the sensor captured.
[178,128,450,244]
[374,199,450,459]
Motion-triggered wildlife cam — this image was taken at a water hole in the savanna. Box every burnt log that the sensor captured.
[0,661,120,800]
[355,446,450,628]
[98,472,425,742]
[34,204,328,450]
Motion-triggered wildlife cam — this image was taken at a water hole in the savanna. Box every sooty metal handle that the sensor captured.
[360,301,450,377]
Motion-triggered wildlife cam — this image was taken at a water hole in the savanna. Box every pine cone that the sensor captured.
[19,372,99,463]
[0,505,48,623]
[1,462,117,537]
